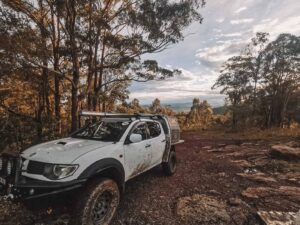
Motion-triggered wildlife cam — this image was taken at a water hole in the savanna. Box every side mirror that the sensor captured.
[129,134,142,143]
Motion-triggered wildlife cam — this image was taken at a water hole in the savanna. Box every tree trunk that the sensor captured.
[40,12,50,117]
[93,35,106,111]
[37,0,50,138]
[86,0,93,110]
[53,9,61,132]
[54,58,61,126]
[67,0,80,132]
[93,71,98,111]
[36,94,43,141]
[71,57,80,132]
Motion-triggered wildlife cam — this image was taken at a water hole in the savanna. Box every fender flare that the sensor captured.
[78,158,125,185]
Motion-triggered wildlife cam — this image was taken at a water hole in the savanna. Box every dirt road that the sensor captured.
[1,132,299,225]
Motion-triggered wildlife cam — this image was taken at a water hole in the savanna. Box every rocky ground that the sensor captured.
[0,132,299,225]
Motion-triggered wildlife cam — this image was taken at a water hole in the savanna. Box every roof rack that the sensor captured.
[79,111,163,119]
[80,111,127,117]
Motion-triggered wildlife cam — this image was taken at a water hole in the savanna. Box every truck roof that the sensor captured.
[78,111,182,145]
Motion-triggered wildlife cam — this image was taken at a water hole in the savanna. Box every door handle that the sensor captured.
[161,139,166,143]
[145,144,151,148]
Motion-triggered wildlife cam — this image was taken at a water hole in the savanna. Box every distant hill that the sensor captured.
[163,102,191,113]
[142,102,227,114]
[141,102,191,113]
[166,103,227,114]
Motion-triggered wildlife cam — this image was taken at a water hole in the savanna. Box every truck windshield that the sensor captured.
[71,121,131,142]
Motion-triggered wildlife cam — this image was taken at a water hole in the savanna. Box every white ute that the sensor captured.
[0,112,183,225]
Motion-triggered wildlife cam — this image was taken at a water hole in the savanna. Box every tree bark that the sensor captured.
[93,36,106,111]
[71,53,80,132]
[51,5,61,130]
[67,0,80,132]
[86,0,93,110]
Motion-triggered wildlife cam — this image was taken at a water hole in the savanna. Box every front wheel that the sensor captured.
[162,150,177,176]
[72,178,120,225]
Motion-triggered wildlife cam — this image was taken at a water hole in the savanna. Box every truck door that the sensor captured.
[123,122,152,180]
[147,121,166,166]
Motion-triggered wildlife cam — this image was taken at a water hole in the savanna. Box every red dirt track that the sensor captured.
[1,132,299,225]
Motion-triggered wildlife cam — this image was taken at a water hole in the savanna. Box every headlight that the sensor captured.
[43,164,78,180]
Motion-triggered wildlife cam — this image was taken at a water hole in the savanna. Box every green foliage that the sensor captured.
[213,33,300,129]
[0,0,205,151]
[213,106,227,115]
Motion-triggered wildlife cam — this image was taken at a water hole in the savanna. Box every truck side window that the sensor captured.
[147,122,161,138]
[132,123,148,140]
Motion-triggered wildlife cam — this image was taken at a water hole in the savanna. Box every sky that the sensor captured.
[129,0,300,107]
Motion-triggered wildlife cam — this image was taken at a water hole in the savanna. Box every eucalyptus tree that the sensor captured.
[213,33,300,129]
[244,32,269,114]
[260,33,300,127]
[212,55,253,128]
[1,0,66,134]
[1,0,206,133]
[65,0,205,130]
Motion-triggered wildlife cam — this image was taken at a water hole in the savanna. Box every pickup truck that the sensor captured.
[0,112,183,225]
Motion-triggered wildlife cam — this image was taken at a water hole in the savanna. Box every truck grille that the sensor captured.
[27,160,45,175]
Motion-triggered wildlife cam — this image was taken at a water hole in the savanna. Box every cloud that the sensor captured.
[130,0,300,106]
[252,16,300,39]
[261,18,272,23]
[216,32,243,38]
[216,18,225,23]
[234,6,247,14]
[213,28,222,33]
[216,39,243,44]
[196,40,245,64]
[129,68,225,106]
[230,18,254,25]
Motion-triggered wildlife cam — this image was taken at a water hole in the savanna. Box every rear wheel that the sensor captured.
[162,150,177,176]
[72,178,120,225]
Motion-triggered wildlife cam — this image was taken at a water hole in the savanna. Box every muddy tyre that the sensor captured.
[72,178,120,225]
[162,150,177,176]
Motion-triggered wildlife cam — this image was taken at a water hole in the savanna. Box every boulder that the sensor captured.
[271,145,300,161]
[241,142,253,146]
[228,198,244,206]
[224,145,239,150]
[257,211,297,225]
[237,172,277,183]
[230,160,252,168]
[242,186,300,202]
[202,145,212,150]
[276,172,300,184]
[285,141,300,148]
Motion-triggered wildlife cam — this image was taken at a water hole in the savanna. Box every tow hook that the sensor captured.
[2,194,14,200]
[47,207,53,215]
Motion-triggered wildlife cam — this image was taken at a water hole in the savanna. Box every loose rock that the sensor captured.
[228,198,243,206]
[237,172,277,183]
[224,145,239,150]
[230,160,252,168]
[176,194,230,224]
[242,186,300,202]
[257,211,297,225]
[271,145,300,161]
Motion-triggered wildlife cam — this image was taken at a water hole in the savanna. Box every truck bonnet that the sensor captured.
[21,137,113,164]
